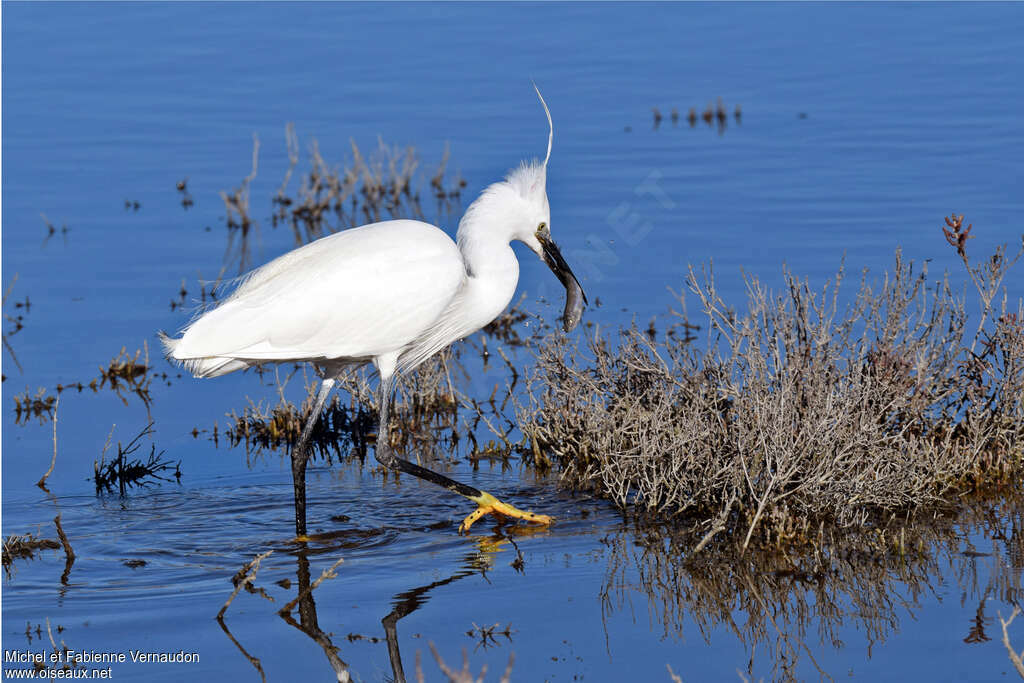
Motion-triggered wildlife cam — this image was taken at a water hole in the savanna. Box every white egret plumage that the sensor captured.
[160,86,586,537]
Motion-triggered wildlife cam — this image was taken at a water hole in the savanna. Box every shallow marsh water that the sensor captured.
[3,3,1023,681]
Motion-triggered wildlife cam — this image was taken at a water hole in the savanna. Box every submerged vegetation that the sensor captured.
[519,218,1023,551]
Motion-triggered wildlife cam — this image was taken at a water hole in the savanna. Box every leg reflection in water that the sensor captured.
[279,552,351,682]
[381,558,483,682]
[218,533,524,682]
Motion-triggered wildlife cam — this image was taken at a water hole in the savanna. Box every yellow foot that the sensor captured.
[458,490,553,534]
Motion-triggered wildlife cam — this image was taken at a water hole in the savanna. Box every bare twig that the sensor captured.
[54,514,75,585]
[216,550,273,620]
[692,491,737,555]
[45,617,63,658]
[424,643,513,683]
[279,556,344,616]
[37,396,60,489]
[2,273,24,373]
[217,617,267,683]
[1000,607,1024,680]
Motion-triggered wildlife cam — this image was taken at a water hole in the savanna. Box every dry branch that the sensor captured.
[279,556,344,616]
[54,514,75,585]
[217,550,273,620]
[37,396,59,489]
[1001,607,1024,680]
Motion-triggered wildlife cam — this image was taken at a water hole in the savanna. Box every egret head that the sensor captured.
[510,85,587,332]
[456,85,587,331]
[504,161,551,255]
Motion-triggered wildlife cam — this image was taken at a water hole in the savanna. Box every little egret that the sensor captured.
[161,86,586,537]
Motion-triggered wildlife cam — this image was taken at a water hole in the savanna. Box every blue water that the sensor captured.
[3,3,1023,681]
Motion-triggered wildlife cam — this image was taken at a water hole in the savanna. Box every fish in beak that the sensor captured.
[537,231,587,332]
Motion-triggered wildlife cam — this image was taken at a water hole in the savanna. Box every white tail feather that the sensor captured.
[158,330,250,378]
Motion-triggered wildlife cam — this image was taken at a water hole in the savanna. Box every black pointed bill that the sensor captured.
[537,232,587,332]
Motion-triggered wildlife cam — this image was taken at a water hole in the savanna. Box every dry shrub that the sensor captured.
[519,221,1023,550]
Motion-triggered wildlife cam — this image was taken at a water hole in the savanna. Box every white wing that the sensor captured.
[171,220,465,365]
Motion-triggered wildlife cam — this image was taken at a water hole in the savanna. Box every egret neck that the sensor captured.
[454,189,524,333]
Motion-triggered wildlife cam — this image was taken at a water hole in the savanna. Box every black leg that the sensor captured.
[371,370,551,532]
[292,378,336,538]
[373,371,482,500]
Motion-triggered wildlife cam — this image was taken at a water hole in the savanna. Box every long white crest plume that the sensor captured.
[532,81,553,169]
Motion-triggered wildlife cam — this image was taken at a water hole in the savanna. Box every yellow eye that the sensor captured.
[538,222,547,231]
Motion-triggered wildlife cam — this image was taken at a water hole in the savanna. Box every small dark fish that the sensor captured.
[537,230,588,332]
[562,273,586,332]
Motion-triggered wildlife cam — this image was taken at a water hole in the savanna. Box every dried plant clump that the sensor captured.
[40,213,70,247]
[269,131,464,249]
[416,645,513,683]
[655,98,741,134]
[224,346,475,469]
[169,278,189,311]
[13,387,56,424]
[93,423,181,495]
[36,397,60,489]
[12,346,157,430]
[3,515,75,583]
[176,177,194,210]
[482,294,534,348]
[519,217,1023,550]
[3,274,29,376]
[98,345,152,407]
[220,134,261,273]
[465,622,515,650]
[218,550,275,620]
[2,533,61,578]
[225,390,375,464]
